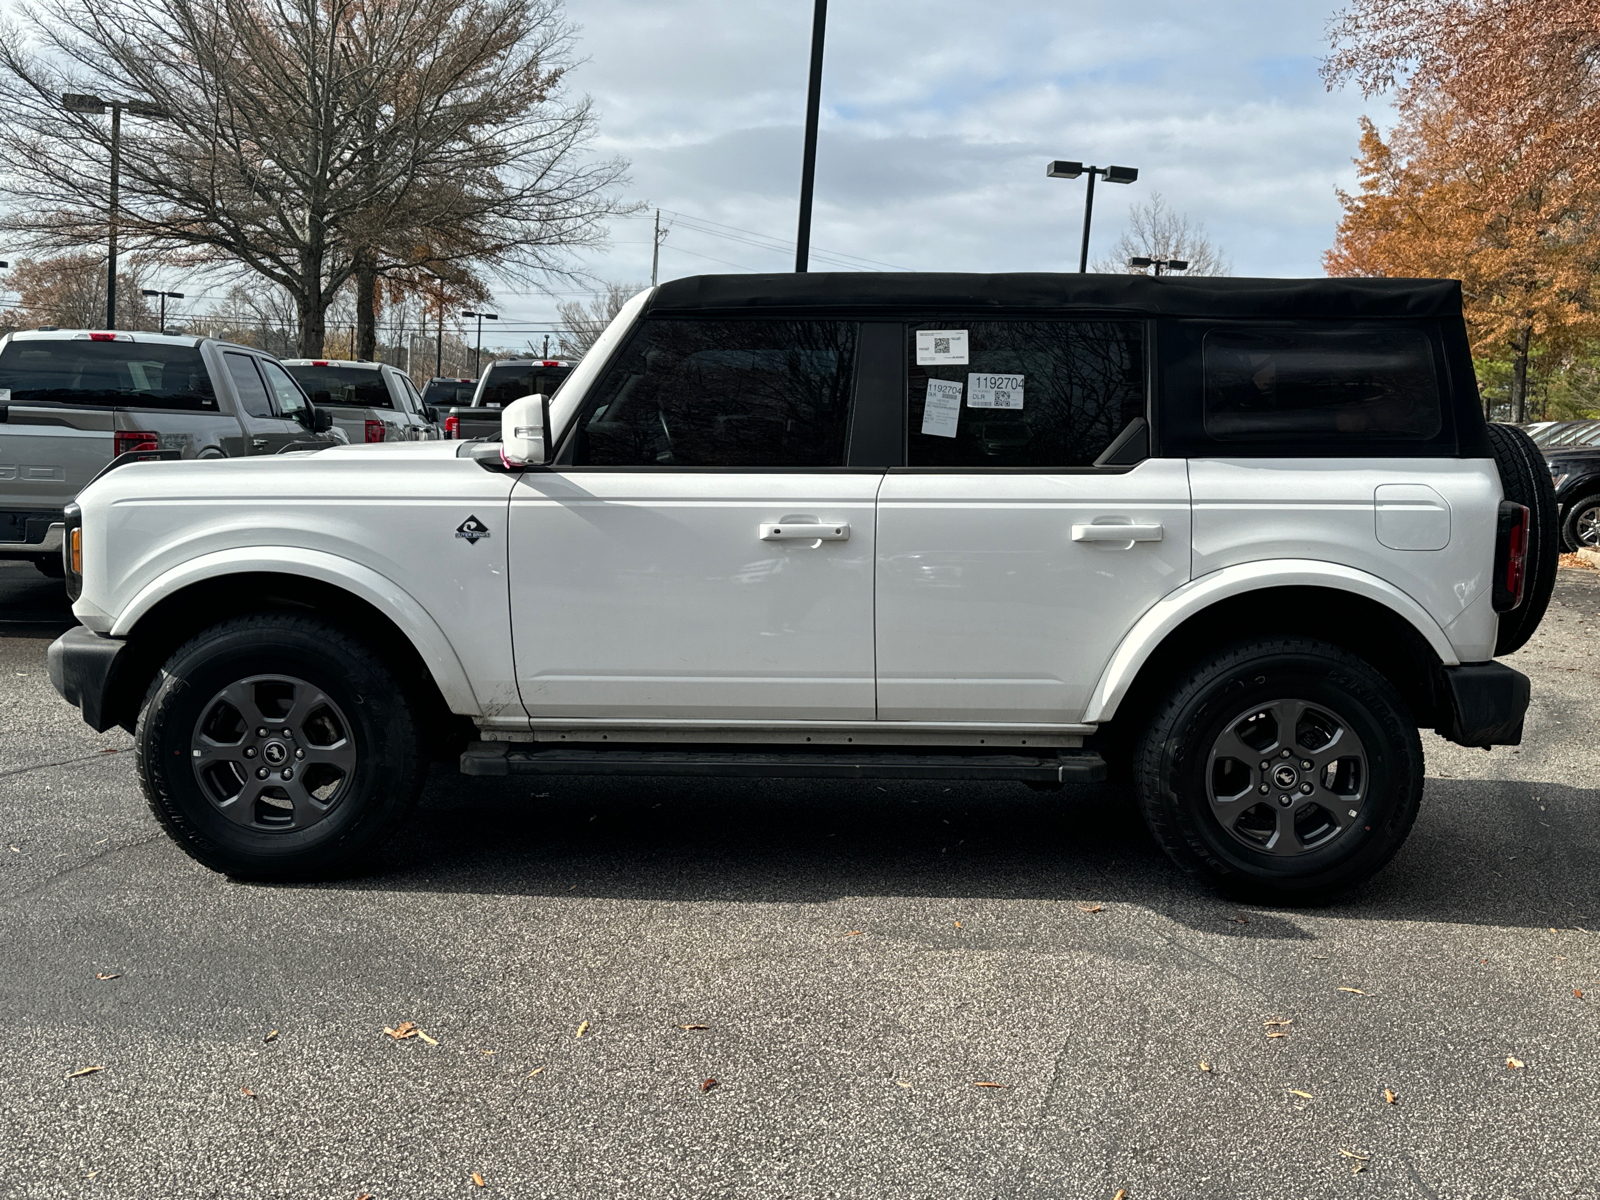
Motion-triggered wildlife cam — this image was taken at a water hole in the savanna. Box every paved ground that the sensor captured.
[0,558,1596,1200]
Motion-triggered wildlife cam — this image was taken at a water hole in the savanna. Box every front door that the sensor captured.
[875,317,1192,723]
[221,352,302,454]
[508,316,879,722]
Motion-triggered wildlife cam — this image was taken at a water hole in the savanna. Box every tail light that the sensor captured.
[114,430,159,457]
[1492,501,1529,612]
[364,420,385,443]
[444,414,460,439]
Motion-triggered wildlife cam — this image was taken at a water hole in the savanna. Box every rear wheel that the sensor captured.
[1135,637,1422,904]
[1561,492,1600,551]
[136,613,424,880]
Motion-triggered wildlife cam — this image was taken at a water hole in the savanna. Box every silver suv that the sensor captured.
[281,359,440,444]
[0,329,340,576]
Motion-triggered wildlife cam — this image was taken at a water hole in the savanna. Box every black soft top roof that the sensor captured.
[647,273,1462,320]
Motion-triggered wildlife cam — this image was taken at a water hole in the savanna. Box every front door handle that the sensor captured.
[251,436,269,449]
[1072,522,1164,543]
[761,522,850,541]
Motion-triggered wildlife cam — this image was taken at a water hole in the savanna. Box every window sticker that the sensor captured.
[915,329,969,366]
[968,372,1024,409]
[921,377,963,438]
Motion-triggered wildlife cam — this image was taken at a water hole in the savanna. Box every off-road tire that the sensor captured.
[1487,422,1558,655]
[135,613,424,880]
[1134,637,1423,904]
[1560,491,1600,553]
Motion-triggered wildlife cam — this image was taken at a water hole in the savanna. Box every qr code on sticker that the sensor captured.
[933,337,951,354]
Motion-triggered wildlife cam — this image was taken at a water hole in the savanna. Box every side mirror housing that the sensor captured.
[424,405,439,424]
[311,407,333,432]
[501,394,549,466]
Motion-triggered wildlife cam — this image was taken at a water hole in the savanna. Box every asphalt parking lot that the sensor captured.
[0,559,1596,1200]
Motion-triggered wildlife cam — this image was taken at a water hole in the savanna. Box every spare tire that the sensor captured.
[1487,422,1558,655]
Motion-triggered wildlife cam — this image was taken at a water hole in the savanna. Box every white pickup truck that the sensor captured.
[47,274,1555,901]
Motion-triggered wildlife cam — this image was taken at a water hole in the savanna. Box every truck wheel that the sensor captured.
[135,613,424,880]
[1134,637,1422,904]
[1487,423,1558,655]
[1560,492,1600,551]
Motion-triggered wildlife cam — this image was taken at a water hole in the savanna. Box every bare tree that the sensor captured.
[5,253,152,329]
[0,0,635,357]
[1094,193,1230,276]
[556,281,645,356]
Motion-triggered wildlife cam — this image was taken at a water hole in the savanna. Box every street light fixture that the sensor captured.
[1128,256,1188,277]
[1047,160,1139,273]
[61,92,173,331]
[140,288,184,332]
[461,311,498,376]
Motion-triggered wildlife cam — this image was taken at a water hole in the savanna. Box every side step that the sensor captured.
[460,742,1106,784]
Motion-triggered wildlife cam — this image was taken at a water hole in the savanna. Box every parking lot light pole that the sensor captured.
[462,311,497,375]
[794,0,827,272]
[61,93,172,330]
[1128,256,1188,277]
[140,288,184,332]
[1046,161,1139,273]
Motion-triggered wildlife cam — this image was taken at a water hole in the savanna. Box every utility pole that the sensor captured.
[435,279,445,377]
[794,0,828,272]
[651,209,663,287]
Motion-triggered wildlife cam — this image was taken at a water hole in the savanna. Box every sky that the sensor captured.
[475,0,1395,347]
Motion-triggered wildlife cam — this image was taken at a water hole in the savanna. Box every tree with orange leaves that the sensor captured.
[1323,1,1600,420]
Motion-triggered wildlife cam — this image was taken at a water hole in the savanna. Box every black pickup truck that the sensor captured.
[442,358,572,440]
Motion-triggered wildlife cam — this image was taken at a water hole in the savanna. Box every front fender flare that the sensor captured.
[108,545,481,716]
[1081,559,1460,724]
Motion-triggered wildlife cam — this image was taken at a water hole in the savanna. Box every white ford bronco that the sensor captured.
[47,274,1556,901]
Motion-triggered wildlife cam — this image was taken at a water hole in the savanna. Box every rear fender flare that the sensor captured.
[1082,559,1460,724]
[107,546,481,715]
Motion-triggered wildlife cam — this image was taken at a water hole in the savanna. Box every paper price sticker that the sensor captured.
[921,378,962,438]
[916,329,969,365]
[0,389,10,406]
[968,373,1024,409]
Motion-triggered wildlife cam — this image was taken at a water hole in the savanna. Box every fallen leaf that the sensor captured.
[1265,1032,1290,1039]
[1198,1061,1211,1072]
[973,1081,1008,1088]
[382,1022,418,1041]
[575,1021,589,1039]
[1078,904,1104,914]
[1113,1191,1128,1200]
[953,921,962,929]
[264,1030,279,1043]
[526,1066,545,1078]
[701,1077,718,1092]
[1383,1088,1397,1104]
[1288,1089,1313,1099]
[416,1030,438,1046]
[240,1087,256,1098]
[844,930,864,937]
[1339,1149,1371,1160]
[896,1079,912,1089]
[1576,990,1585,1000]
[68,1065,103,1078]
[480,1050,494,1057]
[1338,987,1367,995]
[678,1024,710,1031]
[95,973,120,981]
[471,1172,485,1187]
[356,1194,373,1200]
[1506,1057,1524,1069]
[1263,1019,1293,1027]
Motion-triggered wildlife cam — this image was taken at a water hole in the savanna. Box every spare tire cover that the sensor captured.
[1487,422,1558,656]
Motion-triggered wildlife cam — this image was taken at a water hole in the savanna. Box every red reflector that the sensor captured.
[90,332,118,342]
[444,415,460,438]
[364,420,385,444]
[114,430,160,456]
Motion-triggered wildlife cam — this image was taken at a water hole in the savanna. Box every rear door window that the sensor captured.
[224,353,275,419]
[284,365,394,409]
[569,319,857,467]
[0,340,219,411]
[907,320,1145,467]
[1202,326,1441,441]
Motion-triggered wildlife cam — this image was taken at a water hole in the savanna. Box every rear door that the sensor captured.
[875,317,1192,723]
[506,316,879,721]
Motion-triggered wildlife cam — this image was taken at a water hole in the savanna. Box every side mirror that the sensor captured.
[501,393,549,466]
[424,405,439,424]
[312,407,333,432]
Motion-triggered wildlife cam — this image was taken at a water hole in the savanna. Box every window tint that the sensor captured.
[1203,326,1441,441]
[258,359,308,420]
[284,364,393,409]
[0,340,218,411]
[478,363,573,407]
[422,380,476,408]
[908,320,1144,467]
[572,319,856,467]
[224,353,275,419]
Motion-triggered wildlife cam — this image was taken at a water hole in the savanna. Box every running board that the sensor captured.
[459,742,1106,784]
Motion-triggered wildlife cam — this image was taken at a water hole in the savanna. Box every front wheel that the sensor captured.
[1134,637,1423,904]
[136,613,425,880]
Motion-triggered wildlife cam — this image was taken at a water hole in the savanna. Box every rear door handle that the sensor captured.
[1072,522,1164,543]
[761,522,850,541]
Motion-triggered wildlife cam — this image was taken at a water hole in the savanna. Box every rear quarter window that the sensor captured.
[0,341,219,411]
